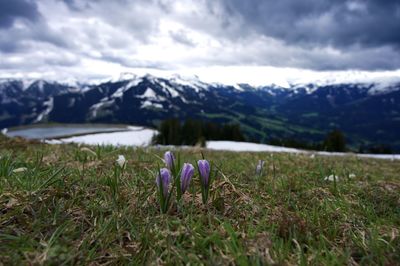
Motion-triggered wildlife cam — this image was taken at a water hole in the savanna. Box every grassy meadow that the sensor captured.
[0,135,399,265]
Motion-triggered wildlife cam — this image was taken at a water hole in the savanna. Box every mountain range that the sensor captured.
[1,74,399,151]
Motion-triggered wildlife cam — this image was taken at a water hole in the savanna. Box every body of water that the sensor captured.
[7,125,127,139]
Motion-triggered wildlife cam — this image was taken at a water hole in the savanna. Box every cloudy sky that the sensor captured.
[1,0,400,83]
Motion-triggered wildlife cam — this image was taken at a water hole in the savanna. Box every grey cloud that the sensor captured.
[60,0,93,11]
[0,0,399,78]
[100,52,173,70]
[61,0,162,43]
[169,29,196,47]
[217,0,400,49]
[0,0,41,28]
[0,21,71,54]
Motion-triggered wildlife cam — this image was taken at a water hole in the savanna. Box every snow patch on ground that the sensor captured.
[57,127,156,146]
[206,141,400,160]
[46,136,399,161]
[206,141,302,153]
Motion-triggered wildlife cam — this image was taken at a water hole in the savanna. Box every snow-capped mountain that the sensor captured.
[1,74,399,151]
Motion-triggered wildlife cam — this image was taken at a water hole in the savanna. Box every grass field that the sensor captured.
[0,135,399,265]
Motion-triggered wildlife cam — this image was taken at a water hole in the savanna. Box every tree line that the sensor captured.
[270,129,347,152]
[154,119,393,154]
[153,118,245,146]
[270,129,393,154]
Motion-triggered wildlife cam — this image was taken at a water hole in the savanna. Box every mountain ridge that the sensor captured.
[1,74,399,151]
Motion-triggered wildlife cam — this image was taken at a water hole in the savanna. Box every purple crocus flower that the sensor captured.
[180,163,194,193]
[164,151,175,170]
[156,168,171,197]
[197,159,210,186]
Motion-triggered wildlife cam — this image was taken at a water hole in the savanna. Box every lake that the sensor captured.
[6,125,127,139]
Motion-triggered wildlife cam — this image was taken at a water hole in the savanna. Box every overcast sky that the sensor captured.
[1,0,400,83]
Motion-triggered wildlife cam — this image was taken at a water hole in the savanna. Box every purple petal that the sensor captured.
[156,168,171,197]
[180,163,194,193]
[197,159,210,186]
[164,151,175,170]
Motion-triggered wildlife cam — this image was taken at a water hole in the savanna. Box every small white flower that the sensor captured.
[256,160,265,175]
[324,175,340,181]
[310,154,315,159]
[1,128,8,135]
[348,173,356,179]
[13,167,28,173]
[116,155,126,168]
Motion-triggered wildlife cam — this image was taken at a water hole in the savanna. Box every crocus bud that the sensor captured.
[256,160,265,175]
[156,168,172,197]
[116,155,126,168]
[180,163,194,193]
[164,151,175,170]
[197,159,210,186]
[81,147,97,157]
[13,167,28,173]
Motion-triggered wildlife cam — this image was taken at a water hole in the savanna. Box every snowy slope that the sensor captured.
[206,141,400,160]
[2,73,400,152]
[56,126,156,146]
[47,134,400,160]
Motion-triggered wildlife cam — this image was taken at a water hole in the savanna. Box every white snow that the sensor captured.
[37,80,45,93]
[232,84,244,91]
[141,87,157,98]
[291,84,319,94]
[368,82,400,95]
[206,141,303,153]
[141,100,163,109]
[89,97,114,118]
[68,87,81,93]
[126,126,146,131]
[21,79,36,91]
[34,97,54,122]
[58,127,156,146]
[206,141,400,160]
[117,72,137,81]
[169,74,209,92]
[88,77,146,117]
[82,86,92,93]
[112,78,143,98]
[136,87,166,101]
[42,132,400,161]
[158,81,180,97]
[67,98,76,108]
